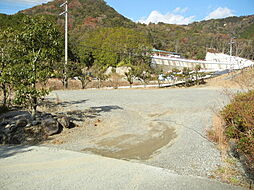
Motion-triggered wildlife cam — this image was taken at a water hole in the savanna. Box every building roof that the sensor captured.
[152,49,181,56]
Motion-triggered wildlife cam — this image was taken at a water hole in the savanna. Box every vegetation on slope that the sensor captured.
[0,0,253,61]
[221,89,254,179]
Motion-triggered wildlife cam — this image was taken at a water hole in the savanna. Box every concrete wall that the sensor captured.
[152,53,254,72]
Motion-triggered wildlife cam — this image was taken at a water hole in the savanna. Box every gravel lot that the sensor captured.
[0,146,244,190]
[45,87,229,177]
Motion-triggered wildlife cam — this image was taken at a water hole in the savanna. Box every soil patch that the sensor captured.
[82,125,176,160]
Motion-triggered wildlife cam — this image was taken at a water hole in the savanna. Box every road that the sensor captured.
[46,87,229,177]
[0,87,244,189]
[0,145,244,190]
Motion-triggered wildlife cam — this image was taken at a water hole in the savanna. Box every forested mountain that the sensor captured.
[20,0,135,30]
[1,0,253,60]
[190,15,254,39]
[138,15,254,59]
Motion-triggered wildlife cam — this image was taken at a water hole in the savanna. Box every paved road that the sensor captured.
[0,146,244,190]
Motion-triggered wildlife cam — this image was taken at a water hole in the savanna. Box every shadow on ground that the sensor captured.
[57,105,123,122]
[0,145,32,159]
[40,99,89,109]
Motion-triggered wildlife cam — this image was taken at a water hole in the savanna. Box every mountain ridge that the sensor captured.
[0,0,253,60]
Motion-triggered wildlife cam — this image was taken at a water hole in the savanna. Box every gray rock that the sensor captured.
[32,120,41,126]
[13,114,31,121]
[58,116,71,129]
[9,129,25,144]
[15,118,28,128]
[42,118,61,136]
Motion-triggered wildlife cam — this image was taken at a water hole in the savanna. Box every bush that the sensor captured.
[221,90,254,165]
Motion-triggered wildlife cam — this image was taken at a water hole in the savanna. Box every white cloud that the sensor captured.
[205,7,234,20]
[138,10,195,25]
[173,7,188,14]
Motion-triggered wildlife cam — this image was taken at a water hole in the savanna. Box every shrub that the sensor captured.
[221,90,254,166]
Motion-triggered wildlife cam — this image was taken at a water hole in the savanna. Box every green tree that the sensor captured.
[13,16,63,117]
[79,27,152,68]
[0,28,17,107]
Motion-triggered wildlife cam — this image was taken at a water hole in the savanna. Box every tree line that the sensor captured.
[0,15,153,116]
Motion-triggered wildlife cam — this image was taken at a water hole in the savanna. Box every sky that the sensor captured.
[0,0,253,25]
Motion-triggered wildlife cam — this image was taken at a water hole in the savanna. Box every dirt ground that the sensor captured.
[1,68,252,188]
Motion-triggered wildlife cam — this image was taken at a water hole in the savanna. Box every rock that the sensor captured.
[0,121,9,127]
[0,130,7,144]
[15,117,28,128]
[13,114,31,121]
[25,123,32,128]
[9,130,25,144]
[105,66,113,75]
[116,66,131,75]
[24,125,47,144]
[32,120,41,126]
[58,116,71,129]
[4,124,11,129]
[42,118,62,136]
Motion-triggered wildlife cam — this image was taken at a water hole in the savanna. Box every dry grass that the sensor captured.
[206,67,254,89]
[45,78,134,90]
[50,139,65,145]
[212,157,249,188]
[207,114,253,188]
[233,67,254,90]
[207,115,228,151]
[206,73,239,88]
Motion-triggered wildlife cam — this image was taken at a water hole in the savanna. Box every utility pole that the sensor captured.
[229,37,235,71]
[60,1,68,88]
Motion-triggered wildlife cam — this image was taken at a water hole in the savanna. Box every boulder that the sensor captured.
[42,118,62,136]
[15,117,28,128]
[9,129,25,144]
[32,120,41,126]
[58,116,71,129]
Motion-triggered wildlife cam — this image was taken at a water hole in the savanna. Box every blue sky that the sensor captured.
[0,0,253,24]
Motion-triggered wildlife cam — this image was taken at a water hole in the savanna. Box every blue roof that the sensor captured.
[152,49,180,55]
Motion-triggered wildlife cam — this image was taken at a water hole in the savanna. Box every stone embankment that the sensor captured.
[0,111,74,145]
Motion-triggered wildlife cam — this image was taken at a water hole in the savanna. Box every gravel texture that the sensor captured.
[45,87,229,178]
[0,145,244,190]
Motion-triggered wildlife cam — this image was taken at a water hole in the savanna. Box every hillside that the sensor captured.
[20,0,135,30]
[137,15,254,59]
[0,0,253,60]
[190,15,254,39]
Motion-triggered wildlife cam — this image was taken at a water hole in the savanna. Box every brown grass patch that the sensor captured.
[233,67,254,90]
[207,115,228,152]
[208,115,252,188]
[51,139,65,145]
